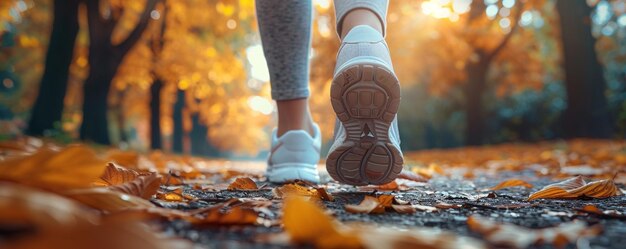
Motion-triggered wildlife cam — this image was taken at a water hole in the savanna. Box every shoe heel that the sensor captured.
[327,63,403,185]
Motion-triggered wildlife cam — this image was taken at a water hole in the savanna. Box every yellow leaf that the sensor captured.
[283,197,361,248]
[528,176,621,200]
[490,178,533,190]
[227,177,258,190]
[0,145,107,191]
[272,183,320,199]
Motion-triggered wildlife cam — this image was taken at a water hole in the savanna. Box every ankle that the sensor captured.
[276,99,315,137]
[340,9,384,39]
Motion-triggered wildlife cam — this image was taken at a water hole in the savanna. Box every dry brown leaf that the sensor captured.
[283,197,362,248]
[95,163,140,186]
[413,204,438,212]
[528,176,622,200]
[391,204,416,214]
[0,183,97,231]
[227,177,258,190]
[189,198,271,225]
[316,187,335,201]
[108,173,161,199]
[65,188,154,212]
[161,174,184,185]
[435,202,462,209]
[0,145,107,191]
[490,178,533,190]
[467,215,601,248]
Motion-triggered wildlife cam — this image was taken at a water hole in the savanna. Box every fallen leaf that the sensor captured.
[156,191,184,202]
[435,202,462,209]
[273,183,321,200]
[376,180,399,190]
[490,178,533,190]
[227,177,258,190]
[282,197,485,249]
[580,204,602,215]
[161,174,184,185]
[315,187,334,201]
[0,183,97,232]
[189,198,272,226]
[391,204,415,214]
[64,188,154,212]
[0,145,107,191]
[528,176,622,200]
[95,163,140,186]
[108,173,161,199]
[345,196,385,214]
[6,214,191,249]
[345,195,410,214]
[283,197,362,248]
[413,204,438,212]
[467,215,601,248]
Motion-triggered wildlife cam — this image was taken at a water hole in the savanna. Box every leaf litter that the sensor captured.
[0,139,624,248]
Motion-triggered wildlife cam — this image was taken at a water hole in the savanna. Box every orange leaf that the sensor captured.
[376,180,399,190]
[273,183,320,199]
[64,188,154,212]
[156,191,184,202]
[528,176,621,200]
[96,163,139,186]
[108,173,161,199]
[227,177,258,190]
[0,145,107,191]
[283,197,361,248]
[435,202,462,209]
[490,178,533,190]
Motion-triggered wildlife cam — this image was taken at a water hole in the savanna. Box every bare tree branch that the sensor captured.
[484,1,527,62]
[116,0,160,55]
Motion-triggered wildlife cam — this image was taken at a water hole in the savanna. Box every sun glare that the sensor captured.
[421,0,471,20]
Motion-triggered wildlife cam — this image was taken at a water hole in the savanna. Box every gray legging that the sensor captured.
[255,0,388,101]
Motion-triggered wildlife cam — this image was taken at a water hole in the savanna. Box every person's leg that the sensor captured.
[256,0,320,184]
[327,0,404,186]
[255,0,314,137]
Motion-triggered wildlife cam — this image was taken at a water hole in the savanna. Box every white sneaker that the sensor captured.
[327,25,404,186]
[266,124,321,183]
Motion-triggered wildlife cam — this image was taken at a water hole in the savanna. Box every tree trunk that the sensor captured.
[465,60,489,146]
[190,114,218,157]
[172,89,184,153]
[557,0,612,138]
[27,0,79,135]
[79,45,120,144]
[149,79,163,149]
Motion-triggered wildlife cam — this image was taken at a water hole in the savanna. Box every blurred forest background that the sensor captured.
[0,0,624,159]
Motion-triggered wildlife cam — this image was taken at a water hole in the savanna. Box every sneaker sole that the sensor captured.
[327,60,403,186]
